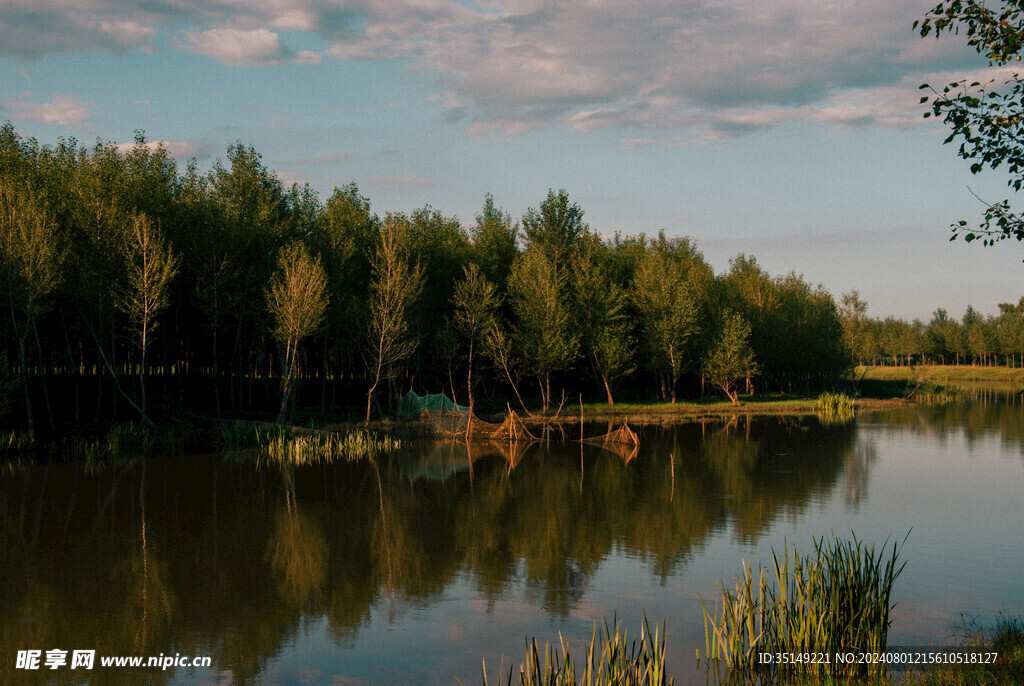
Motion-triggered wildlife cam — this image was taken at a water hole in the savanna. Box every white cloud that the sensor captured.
[179,28,294,66]
[9,93,91,126]
[0,0,996,139]
[98,19,157,49]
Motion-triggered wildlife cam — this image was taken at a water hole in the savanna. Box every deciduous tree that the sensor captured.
[364,216,423,424]
[452,263,499,418]
[119,213,178,427]
[632,238,707,402]
[508,249,578,413]
[702,311,759,406]
[572,235,634,407]
[0,181,63,436]
[266,241,328,423]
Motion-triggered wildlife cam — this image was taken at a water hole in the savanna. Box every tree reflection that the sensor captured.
[0,414,884,682]
[266,497,328,609]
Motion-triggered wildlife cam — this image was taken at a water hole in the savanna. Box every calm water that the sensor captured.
[2,399,1023,685]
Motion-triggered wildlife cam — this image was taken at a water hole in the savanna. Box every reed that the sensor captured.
[816,392,855,415]
[701,533,907,678]
[104,421,145,453]
[480,615,672,686]
[913,382,969,406]
[907,614,1023,685]
[0,430,34,452]
[222,423,401,465]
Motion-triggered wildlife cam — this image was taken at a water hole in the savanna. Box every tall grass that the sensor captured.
[0,430,34,452]
[816,392,855,426]
[700,533,907,678]
[479,615,672,686]
[913,382,969,406]
[222,423,401,465]
[907,614,1023,685]
[817,392,855,414]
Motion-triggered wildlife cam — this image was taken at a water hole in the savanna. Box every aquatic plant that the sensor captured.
[700,533,906,678]
[479,615,672,686]
[104,421,145,453]
[0,430,33,452]
[907,614,1023,685]
[222,423,401,465]
[913,382,970,406]
[816,392,855,425]
[816,392,855,415]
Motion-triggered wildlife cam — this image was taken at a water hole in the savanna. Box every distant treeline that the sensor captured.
[840,291,1024,368]
[0,123,1012,435]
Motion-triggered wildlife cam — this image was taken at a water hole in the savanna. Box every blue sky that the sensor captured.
[2,0,1022,320]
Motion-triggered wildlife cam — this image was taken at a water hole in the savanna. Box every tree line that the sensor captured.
[0,121,958,437]
[840,290,1024,368]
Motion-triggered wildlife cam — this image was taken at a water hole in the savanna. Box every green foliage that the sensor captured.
[267,241,328,348]
[0,430,33,452]
[916,1,1024,245]
[722,255,847,388]
[702,311,759,406]
[817,392,855,414]
[907,614,1024,685]
[509,249,579,412]
[480,615,672,686]
[221,423,401,465]
[914,381,971,405]
[313,183,377,329]
[1,120,1014,436]
[104,421,146,453]
[839,290,873,365]
[267,240,328,422]
[364,215,424,422]
[453,263,501,410]
[701,534,907,678]
[816,392,855,425]
[472,193,519,289]
[572,235,635,406]
[521,189,586,271]
[631,236,709,401]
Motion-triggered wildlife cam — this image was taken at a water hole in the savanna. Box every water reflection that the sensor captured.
[1,404,1021,683]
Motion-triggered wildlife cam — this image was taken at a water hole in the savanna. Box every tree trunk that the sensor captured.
[88,322,155,430]
[365,364,382,425]
[602,374,614,408]
[725,384,739,406]
[8,297,34,439]
[212,310,222,419]
[277,339,296,424]
[31,320,55,433]
[60,309,80,423]
[140,320,148,426]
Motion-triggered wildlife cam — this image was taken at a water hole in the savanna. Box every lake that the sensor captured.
[2,397,1023,685]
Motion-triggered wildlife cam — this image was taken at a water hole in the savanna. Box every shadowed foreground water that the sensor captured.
[2,400,1023,685]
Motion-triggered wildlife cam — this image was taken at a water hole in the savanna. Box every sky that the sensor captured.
[1,0,1023,321]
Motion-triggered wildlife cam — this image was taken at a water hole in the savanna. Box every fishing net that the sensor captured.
[398,391,476,435]
[485,408,536,441]
[582,422,640,463]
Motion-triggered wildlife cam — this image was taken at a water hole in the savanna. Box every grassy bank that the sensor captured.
[558,394,903,425]
[858,365,1024,385]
